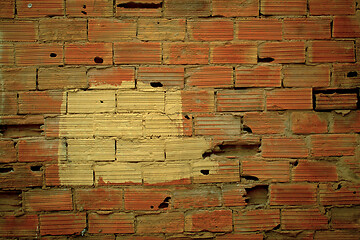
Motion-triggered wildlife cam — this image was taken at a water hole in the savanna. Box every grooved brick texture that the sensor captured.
[0,0,359,239]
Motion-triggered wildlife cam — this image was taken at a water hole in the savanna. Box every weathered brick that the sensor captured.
[211,43,257,64]
[0,164,42,188]
[173,187,221,209]
[266,231,314,240]
[237,19,282,40]
[137,213,184,233]
[314,230,360,240]
[15,43,63,66]
[212,0,258,17]
[0,92,17,115]
[138,67,184,90]
[0,0,15,18]
[261,0,307,15]
[222,184,247,207]
[185,210,232,232]
[143,163,191,185]
[18,91,65,114]
[68,139,115,162]
[319,183,360,205]
[236,66,281,88]
[243,112,287,134]
[38,67,87,90]
[270,184,317,205]
[266,88,312,110]
[0,21,37,41]
[234,209,280,231]
[0,67,36,91]
[315,93,358,110]
[164,43,209,65]
[333,111,360,133]
[138,19,185,41]
[66,0,113,17]
[168,90,214,113]
[0,141,16,163]
[65,43,113,65]
[118,91,164,113]
[282,209,327,230]
[117,139,165,162]
[188,20,233,41]
[68,90,116,113]
[333,63,360,88]
[194,114,241,136]
[119,236,164,240]
[0,215,38,237]
[164,0,210,17]
[0,191,21,211]
[0,44,14,65]
[45,115,94,138]
[94,114,143,138]
[89,19,136,42]
[217,233,263,240]
[242,160,290,182]
[309,0,355,15]
[17,0,64,17]
[75,188,123,210]
[217,89,264,112]
[291,112,328,134]
[39,18,87,41]
[88,67,135,89]
[24,189,72,211]
[144,113,190,137]
[40,213,86,235]
[311,134,357,157]
[258,42,305,63]
[45,164,93,186]
[283,65,330,87]
[18,139,66,162]
[283,18,331,39]
[331,207,360,229]
[292,160,338,181]
[124,188,170,210]
[192,159,240,183]
[95,163,142,185]
[89,213,134,234]
[0,115,44,125]
[341,156,360,177]
[262,137,308,158]
[333,15,360,38]
[165,137,209,161]
[186,66,233,88]
[115,42,161,64]
[309,41,355,63]
[116,0,163,17]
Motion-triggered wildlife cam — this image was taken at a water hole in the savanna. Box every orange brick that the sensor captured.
[236,66,281,88]
[283,65,330,87]
[0,67,36,91]
[309,41,355,63]
[0,164,42,188]
[89,19,136,42]
[315,93,358,110]
[243,112,286,134]
[65,43,112,65]
[188,20,233,41]
[0,92,17,115]
[0,44,15,65]
[18,139,65,162]
[266,88,312,110]
[292,161,338,182]
[262,137,309,158]
[258,42,305,63]
[88,67,135,89]
[333,63,360,88]
[186,66,232,88]
[66,0,113,17]
[0,215,38,237]
[116,0,163,17]
[309,0,355,15]
[192,160,240,184]
[38,67,87,90]
[242,160,290,182]
[185,210,232,232]
[24,189,72,211]
[40,213,86,236]
[164,43,209,65]
[217,233,263,240]
[319,183,360,205]
[137,213,184,233]
[222,184,247,207]
[75,188,123,210]
[115,42,161,64]
[291,112,328,134]
[0,21,37,41]
[124,188,170,211]
[333,111,360,133]
[333,15,360,38]
[39,18,87,41]
[237,19,282,40]
[261,0,307,15]
[17,0,64,17]
[234,209,280,231]
[283,18,331,39]
[164,0,210,17]
[311,134,357,157]
[315,230,360,240]
[194,114,241,136]
[138,19,185,41]
[270,184,317,205]
[18,91,65,114]
[212,0,258,17]
[332,207,360,229]
[211,43,257,64]
[173,187,221,209]
[15,43,63,66]
[217,89,264,112]
[138,67,184,89]
[0,0,15,18]
[180,91,214,113]
[282,209,327,230]
[0,141,16,163]
[89,213,134,234]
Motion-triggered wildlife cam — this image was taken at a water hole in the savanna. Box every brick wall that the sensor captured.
[0,0,359,239]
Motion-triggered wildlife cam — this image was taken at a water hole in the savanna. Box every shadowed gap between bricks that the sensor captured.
[117,2,163,9]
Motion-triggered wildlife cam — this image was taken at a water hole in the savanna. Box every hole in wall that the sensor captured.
[184,115,190,120]
[83,4,86,9]
[336,183,342,190]
[257,57,275,63]
[200,170,209,175]
[242,175,259,181]
[158,197,171,209]
[94,57,104,64]
[0,124,43,138]
[50,53,57,58]
[150,82,163,88]
[30,166,42,172]
[117,2,163,9]
[0,167,13,173]
[100,100,104,103]
[81,10,87,15]
[245,185,268,205]
[150,205,154,209]
[243,125,252,133]
[347,71,358,77]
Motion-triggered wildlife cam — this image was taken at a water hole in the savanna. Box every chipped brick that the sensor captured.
[0,164,42,188]
[333,63,360,88]
[222,184,247,207]
[116,0,163,17]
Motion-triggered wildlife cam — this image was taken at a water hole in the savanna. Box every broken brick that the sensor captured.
[185,210,232,232]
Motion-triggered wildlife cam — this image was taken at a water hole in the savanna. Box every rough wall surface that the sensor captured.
[0,0,360,239]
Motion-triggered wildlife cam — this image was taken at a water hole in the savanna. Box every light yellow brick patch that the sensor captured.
[95,163,142,185]
[165,91,183,114]
[68,90,116,113]
[117,91,165,112]
[143,162,191,185]
[138,19,186,41]
[117,139,165,162]
[165,137,210,161]
[68,139,115,162]
[58,164,93,186]
[94,114,143,138]
[144,113,184,137]
[45,115,94,138]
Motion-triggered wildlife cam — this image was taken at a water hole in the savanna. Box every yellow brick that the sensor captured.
[68,139,115,162]
[165,92,183,114]
[138,19,186,41]
[117,91,164,112]
[45,115,94,138]
[117,139,165,162]
[144,113,184,137]
[95,163,142,185]
[68,90,116,114]
[165,137,210,161]
[46,164,93,186]
[94,114,143,138]
[143,163,191,185]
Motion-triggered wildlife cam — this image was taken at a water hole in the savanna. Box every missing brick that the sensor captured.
[30,166,42,172]
[150,82,163,88]
[94,57,104,64]
[200,170,210,175]
[158,197,171,209]
[257,57,275,63]
[0,167,13,173]
[347,71,358,77]
[245,185,268,205]
[0,124,43,138]
[50,53,57,58]
[117,2,163,9]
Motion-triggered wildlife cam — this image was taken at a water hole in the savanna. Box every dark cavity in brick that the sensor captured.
[0,167,13,173]
[30,166,42,172]
[0,124,43,138]
[245,185,268,205]
[81,10,87,15]
[347,71,358,77]
[242,175,259,181]
[200,170,209,175]
[117,2,163,9]
[83,5,86,9]
[243,125,252,133]
[150,82,163,87]
[50,53,57,57]
[257,57,275,63]
[94,57,104,64]
[158,197,171,209]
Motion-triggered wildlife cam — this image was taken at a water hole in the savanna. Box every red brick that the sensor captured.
[309,41,355,63]
[194,114,241,136]
[222,184,247,207]
[0,164,42,188]
[0,215,38,237]
[234,209,280,231]
[237,19,282,40]
[331,207,360,229]
[270,184,317,205]
[315,93,358,110]
[262,137,309,158]
[89,213,134,234]
[333,63,360,88]
[333,15,360,38]
[309,0,355,15]
[164,43,209,65]
[89,19,136,42]
[185,210,232,232]
[66,0,113,17]
[283,65,330,87]
[0,190,21,211]
[291,112,328,134]
[236,66,281,88]
[188,20,233,41]
[18,91,65,114]
[138,67,184,89]
[40,213,86,235]
[65,43,112,65]
[217,89,264,112]
[0,141,16,163]
[164,0,210,17]
[137,213,184,233]
[181,91,214,113]
[319,183,360,205]
[261,0,307,15]
[258,42,305,63]
[0,21,37,41]
[333,111,360,133]
[116,0,162,17]
[75,188,123,210]
[266,231,314,240]
[186,66,232,88]
[0,67,36,91]
[282,209,327,230]
[211,43,257,64]
[0,0,15,18]
[0,92,17,115]
[213,0,258,17]
[242,160,290,182]
[314,230,360,240]
[284,18,331,39]
[243,112,286,134]
[292,160,338,182]
[16,43,63,66]
[124,188,170,211]
[266,88,312,110]
[39,18,87,41]
[38,67,87,90]
[173,187,221,209]
[115,42,161,64]
[17,0,64,17]
[217,233,263,240]
[18,139,65,163]
[0,44,14,65]
[192,160,240,184]
[88,67,134,89]
[24,189,72,211]
[311,134,357,157]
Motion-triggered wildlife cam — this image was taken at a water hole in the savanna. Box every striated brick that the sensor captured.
[115,42,161,64]
[0,191,21,211]
[124,188,170,211]
[185,210,232,232]
[38,67,87,90]
[95,163,142,185]
[315,93,358,110]
[291,112,328,134]
[117,91,164,113]
[217,233,263,240]
[173,186,221,209]
[68,139,115,162]
[68,90,115,114]
[282,209,328,230]
[270,184,317,205]
[116,0,163,17]
[236,66,281,88]
[40,213,86,235]
[89,213,134,234]
[75,188,123,210]
[217,89,264,112]
[17,0,64,17]
[0,215,38,237]
[0,141,16,163]
[164,0,210,17]
[243,112,286,134]
[237,19,282,40]
[266,231,314,240]
[138,19,185,41]
[18,139,66,162]
[319,183,360,205]
[309,41,355,63]
[180,90,214,113]
[117,139,165,162]
[45,164,93,186]
[311,134,357,157]
[15,43,63,66]
[261,0,306,15]
[333,111,360,133]
[0,21,37,42]
[89,19,136,42]
[266,88,312,110]
[0,115,44,125]
[144,113,190,137]
[331,207,360,229]
[283,18,331,39]
[39,18,87,41]
[0,164,42,189]
[94,114,143,138]
[45,115,94,138]
[194,114,240,136]
[292,161,338,182]
[0,92,17,115]
[258,42,305,63]
[333,15,360,38]
[314,230,360,240]
[234,209,280,231]
[137,213,184,233]
[262,137,308,158]
[138,67,184,90]
[65,43,112,65]
[242,160,290,182]
[0,0,15,18]
[222,184,247,207]
[213,0,258,17]
[333,63,360,88]
[88,67,135,89]
[165,137,209,161]
[18,91,65,114]
[283,65,330,87]
[0,44,14,65]
[186,66,233,88]
[341,156,360,177]
[143,163,191,185]
[309,0,355,15]
[188,20,233,41]
[66,0,113,17]
[164,43,209,65]
[119,236,163,240]
[211,43,257,64]
[24,189,72,211]
[0,67,36,91]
